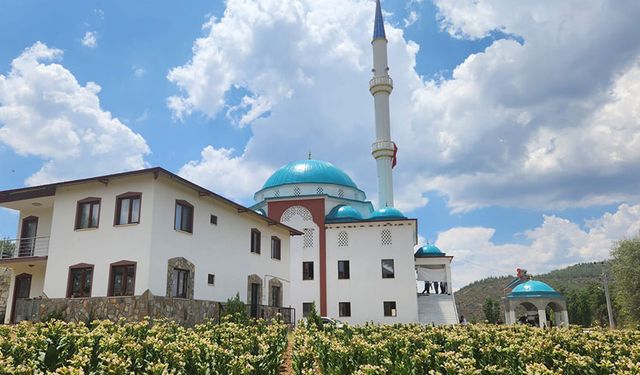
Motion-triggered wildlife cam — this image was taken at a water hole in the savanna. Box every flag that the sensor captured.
[392,142,398,168]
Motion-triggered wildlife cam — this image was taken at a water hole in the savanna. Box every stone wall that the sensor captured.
[0,267,10,323]
[16,290,221,327]
[14,290,295,326]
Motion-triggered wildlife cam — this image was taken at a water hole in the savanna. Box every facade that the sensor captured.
[0,0,459,326]
[0,168,299,324]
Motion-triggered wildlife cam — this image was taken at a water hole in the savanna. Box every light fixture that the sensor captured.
[32,202,42,206]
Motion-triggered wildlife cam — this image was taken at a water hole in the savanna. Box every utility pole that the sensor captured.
[602,272,616,330]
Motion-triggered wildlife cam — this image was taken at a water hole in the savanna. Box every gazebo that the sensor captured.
[504,280,569,328]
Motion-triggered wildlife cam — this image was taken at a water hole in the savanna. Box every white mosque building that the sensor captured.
[0,0,458,325]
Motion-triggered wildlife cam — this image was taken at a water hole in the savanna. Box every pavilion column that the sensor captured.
[507,309,516,325]
[538,308,547,328]
[561,310,569,327]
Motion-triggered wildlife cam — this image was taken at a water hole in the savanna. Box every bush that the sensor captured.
[221,292,248,325]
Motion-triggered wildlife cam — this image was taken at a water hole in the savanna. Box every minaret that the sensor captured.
[370,0,395,208]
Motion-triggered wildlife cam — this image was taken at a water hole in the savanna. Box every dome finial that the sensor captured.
[308,151,312,160]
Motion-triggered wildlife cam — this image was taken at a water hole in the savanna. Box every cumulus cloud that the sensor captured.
[436,203,640,288]
[81,31,98,48]
[0,42,150,185]
[178,146,272,202]
[168,0,640,214]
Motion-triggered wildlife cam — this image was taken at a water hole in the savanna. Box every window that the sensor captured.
[75,198,100,229]
[109,261,136,296]
[115,193,141,225]
[381,229,392,245]
[338,231,349,247]
[293,186,301,196]
[384,301,397,317]
[67,264,93,298]
[271,286,281,307]
[208,274,215,285]
[174,200,194,233]
[303,228,314,248]
[302,302,314,317]
[271,236,281,260]
[251,229,261,254]
[172,268,189,298]
[339,302,351,317]
[302,261,314,280]
[210,214,218,225]
[338,260,350,279]
[381,259,395,279]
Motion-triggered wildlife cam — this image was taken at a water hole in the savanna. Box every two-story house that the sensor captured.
[0,167,299,324]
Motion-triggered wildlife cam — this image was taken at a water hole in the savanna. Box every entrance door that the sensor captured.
[19,216,38,257]
[11,273,32,323]
[250,283,260,318]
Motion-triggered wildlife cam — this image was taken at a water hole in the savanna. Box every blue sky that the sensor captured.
[1,0,640,287]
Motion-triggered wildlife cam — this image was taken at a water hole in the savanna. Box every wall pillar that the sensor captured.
[561,310,569,327]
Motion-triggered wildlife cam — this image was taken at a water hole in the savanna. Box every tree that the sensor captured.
[0,237,15,258]
[483,297,500,324]
[305,302,323,330]
[611,234,640,327]
[221,293,248,324]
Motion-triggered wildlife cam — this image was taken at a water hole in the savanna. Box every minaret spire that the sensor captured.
[370,0,395,208]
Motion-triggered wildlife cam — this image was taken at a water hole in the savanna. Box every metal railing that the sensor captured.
[369,76,393,88]
[0,236,49,259]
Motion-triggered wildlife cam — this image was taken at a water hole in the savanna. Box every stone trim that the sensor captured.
[247,274,263,305]
[166,257,195,299]
[267,278,283,307]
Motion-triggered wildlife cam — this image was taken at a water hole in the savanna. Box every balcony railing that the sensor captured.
[0,236,49,260]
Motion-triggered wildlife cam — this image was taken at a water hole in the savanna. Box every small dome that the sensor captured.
[369,207,406,220]
[326,205,363,222]
[415,244,445,257]
[261,159,359,190]
[255,208,266,216]
[508,280,562,298]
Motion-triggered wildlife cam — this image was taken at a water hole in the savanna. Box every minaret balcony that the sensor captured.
[372,140,395,158]
[369,76,393,95]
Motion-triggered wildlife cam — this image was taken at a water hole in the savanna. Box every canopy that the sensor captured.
[416,267,447,282]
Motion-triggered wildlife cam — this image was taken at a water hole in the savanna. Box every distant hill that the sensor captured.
[454,261,608,323]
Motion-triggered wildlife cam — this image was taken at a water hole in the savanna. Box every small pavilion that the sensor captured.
[504,280,569,328]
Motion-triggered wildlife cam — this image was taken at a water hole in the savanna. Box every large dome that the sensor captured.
[261,160,359,190]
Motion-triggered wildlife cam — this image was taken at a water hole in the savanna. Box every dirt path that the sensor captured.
[279,333,294,375]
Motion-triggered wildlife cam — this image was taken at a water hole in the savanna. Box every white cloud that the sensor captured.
[81,31,98,48]
[168,0,640,214]
[178,146,272,203]
[404,11,419,28]
[437,203,640,288]
[132,67,146,78]
[0,42,150,185]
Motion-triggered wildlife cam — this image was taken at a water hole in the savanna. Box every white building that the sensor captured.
[0,168,299,324]
[0,0,458,325]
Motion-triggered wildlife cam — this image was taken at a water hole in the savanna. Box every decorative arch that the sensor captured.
[166,257,195,299]
[280,205,313,223]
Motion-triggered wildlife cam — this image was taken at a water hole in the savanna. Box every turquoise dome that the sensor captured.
[370,207,406,220]
[326,205,363,222]
[261,160,359,190]
[415,244,445,257]
[508,280,562,298]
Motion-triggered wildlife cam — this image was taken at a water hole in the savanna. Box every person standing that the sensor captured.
[421,281,431,295]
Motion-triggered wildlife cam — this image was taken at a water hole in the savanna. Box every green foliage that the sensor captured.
[221,292,249,324]
[0,318,288,374]
[611,234,640,327]
[305,302,323,330]
[0,237,15,257]
[42,309,65,322]
[292,324,640,374]
[482,297,500,324]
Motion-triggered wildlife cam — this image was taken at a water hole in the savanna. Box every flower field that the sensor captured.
[292,324,640,374]
[0,319,287,374]
[1,320,639,374]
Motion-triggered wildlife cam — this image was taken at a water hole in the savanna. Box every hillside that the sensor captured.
[454,261,608,323]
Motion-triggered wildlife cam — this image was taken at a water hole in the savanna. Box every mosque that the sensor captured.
[250,0,458,325]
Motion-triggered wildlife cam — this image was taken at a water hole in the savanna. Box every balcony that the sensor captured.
[0,236,49,261]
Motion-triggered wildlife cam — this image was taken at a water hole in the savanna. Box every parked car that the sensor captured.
[321,317,345,328]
